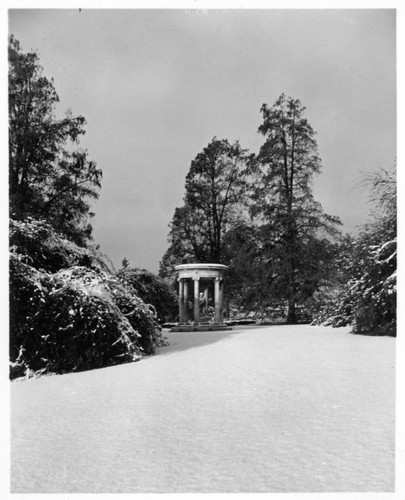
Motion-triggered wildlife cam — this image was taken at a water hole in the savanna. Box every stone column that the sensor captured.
[214,277,223,323]
[193,277,200,323]
[178,278,185,323]
[218,278,224,323]
[183,279,189,322]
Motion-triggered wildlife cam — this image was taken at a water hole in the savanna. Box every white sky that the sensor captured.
[7,7,396,272]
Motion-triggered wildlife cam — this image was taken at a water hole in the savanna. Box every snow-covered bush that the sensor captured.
[10,218,107,273]
[348,237,396,336]
[9,219,166,379]
[308,285,352,328]
[117,267,178,323]
[312,236,396,335]
[9,259,165,379]
[311,168,396,336]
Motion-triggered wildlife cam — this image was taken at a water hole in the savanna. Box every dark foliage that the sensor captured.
[8,36,169,379]
[9,258,164,379]
[9,220,166,379]
[311,168,396,336]
[160,137,252,277]
[10,217,107,273]
[117,267,178,323]
[159,98,341,321]
[9,35,102,246]
[251,94,342,322]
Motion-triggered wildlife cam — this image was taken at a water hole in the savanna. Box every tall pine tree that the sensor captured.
[251,94,341,323]
[9,35,102,245]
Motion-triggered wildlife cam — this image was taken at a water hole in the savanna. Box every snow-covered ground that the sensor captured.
[10,325,395,493]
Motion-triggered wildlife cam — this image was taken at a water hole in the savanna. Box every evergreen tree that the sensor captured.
[9,35,102,245]
[251,94,341,322]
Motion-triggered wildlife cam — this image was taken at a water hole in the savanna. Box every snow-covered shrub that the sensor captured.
[311,235,396,335]
[117,267,178,323]
[341,168,396,336]
[10,217,107,273]
[349,237,396,336]
[9,219,167,379]
[311,168,396,336]
[9,258,165,379]
[9,256,52,378]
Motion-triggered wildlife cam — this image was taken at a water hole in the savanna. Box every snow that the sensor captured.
[10,325,395,493]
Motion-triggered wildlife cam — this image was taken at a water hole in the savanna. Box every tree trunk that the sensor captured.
[286,241,297,324]
[287,297,297,324]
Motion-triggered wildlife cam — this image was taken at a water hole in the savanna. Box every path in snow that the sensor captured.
[11,325,395,493]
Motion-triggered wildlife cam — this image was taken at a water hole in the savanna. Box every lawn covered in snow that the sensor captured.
[10,325,395,493]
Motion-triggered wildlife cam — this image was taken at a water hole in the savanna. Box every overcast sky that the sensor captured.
[8,8,396,273]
